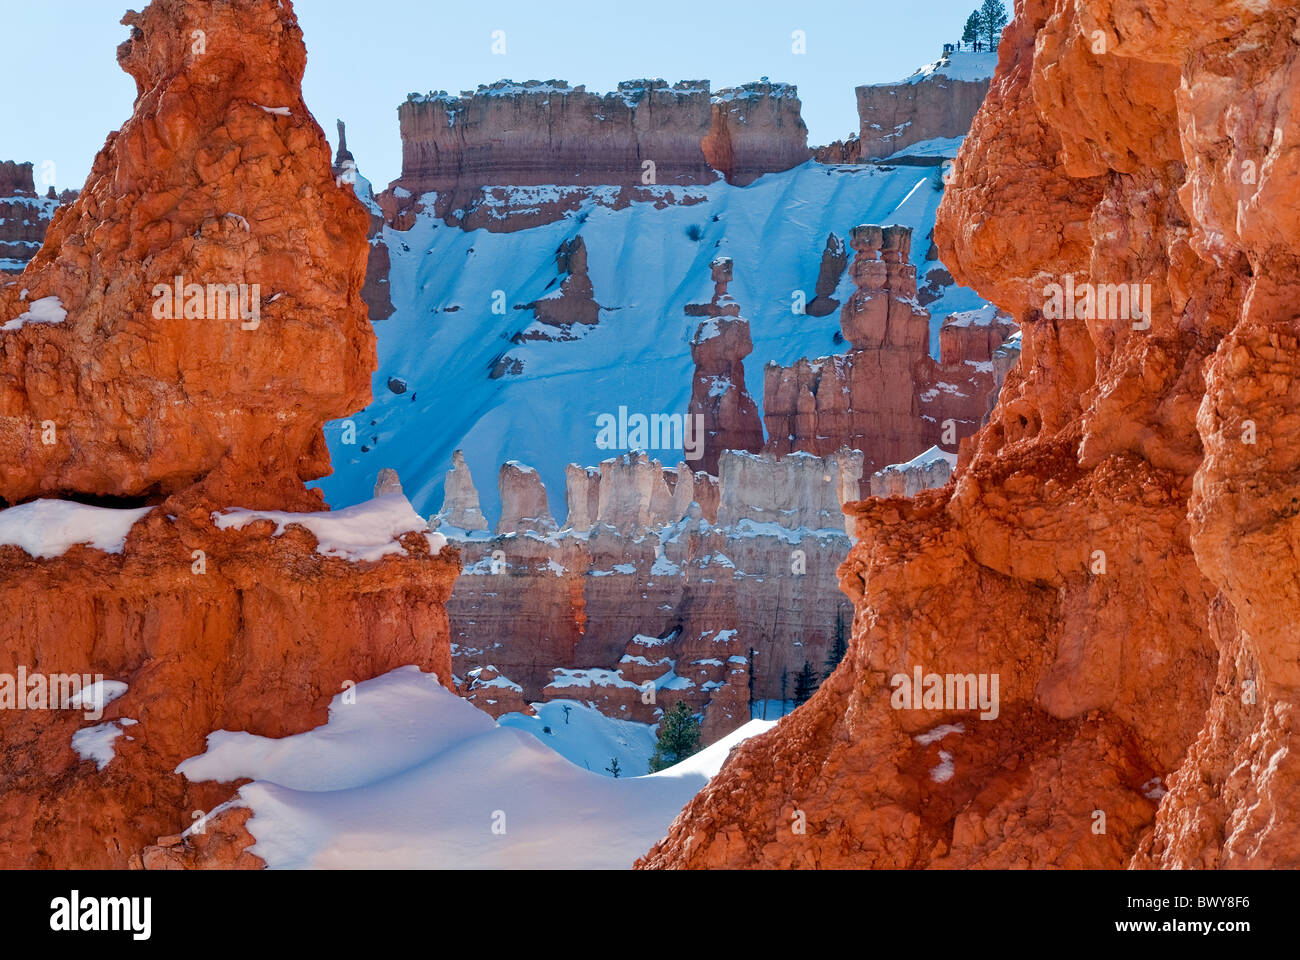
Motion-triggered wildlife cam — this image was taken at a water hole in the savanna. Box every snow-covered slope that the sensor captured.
[315,161,988,522]
[497,698,658,776]
[178,667,777,868]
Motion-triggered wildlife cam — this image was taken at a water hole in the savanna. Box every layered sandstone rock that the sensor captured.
[688,257,765,474]
[716,448,863,536]
[514,236,600,341]
[642,0,1289,870]
[701,81,810,186]
[0,0,460,869]
[386,77,817,233]
[436,449,489,532]
[447,448,856,740]
[496,460,557,535]
[869,445,956,498]
[764,225,1015,473]
[857,50,995,160]
[0,162,59,275]
[398,79,714,200]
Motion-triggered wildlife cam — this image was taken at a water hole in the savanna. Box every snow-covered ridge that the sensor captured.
[319,161,989,522]
[213,493,445,563]
[177,666,774,868]
[888,50,999,86]
[407,78,712,111]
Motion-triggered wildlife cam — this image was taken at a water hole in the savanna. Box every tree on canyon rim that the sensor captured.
[978,0,1008,50]
[649,701,702,772]
[961,0,1008,51]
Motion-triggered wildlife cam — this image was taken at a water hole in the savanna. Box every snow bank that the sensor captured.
[0,500,153,559]
[178,667,771,868]
[212,493,445,563]
[2,295,67,332]
[498,699,657,776]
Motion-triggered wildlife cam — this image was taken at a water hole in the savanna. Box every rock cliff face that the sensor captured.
[0,162,60,275]
[0,0,459,869]
[442,448,855,743]
[641,0,1297,870]
[763,224,1016,473]
[856,50,995,160]
[387,78,816,233]
[701,81,810,186]
[399,79,715,196]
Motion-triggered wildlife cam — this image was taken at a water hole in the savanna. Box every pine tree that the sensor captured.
[747,647,757,710]
[979,0,1008,50]
[962,9,982,47]
[649,701,702,772]
[605,757,622,778]
[824,610,848,680]
[793,660,818,706]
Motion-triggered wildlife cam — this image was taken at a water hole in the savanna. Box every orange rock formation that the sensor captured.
[641,0,1297,869]
[0,0,459,869]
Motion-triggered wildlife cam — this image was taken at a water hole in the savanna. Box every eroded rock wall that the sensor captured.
[640,0,1281,869]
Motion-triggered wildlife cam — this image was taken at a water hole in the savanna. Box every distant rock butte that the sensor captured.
[386,78,812,233]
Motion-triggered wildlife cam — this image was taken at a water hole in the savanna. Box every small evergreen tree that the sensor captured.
[979,0,1008,50]
[605,757,622,778]
[793,660,818,706]
[962,9,982,47]
[649,701,702,772]
[747,647,757,716]
[824,610,849,680]
[779,669,789,716]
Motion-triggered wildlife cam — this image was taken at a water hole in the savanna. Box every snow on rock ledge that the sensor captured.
[2,295,67,332]
[0,500,153,559]
[212,493,445,562]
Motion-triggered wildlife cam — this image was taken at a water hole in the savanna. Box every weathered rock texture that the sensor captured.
[701,81,810,186]
[857,51,994,160]
[764,225,1016,473]
[436,449,489,531]
[333,122,394,325]
[496,460,557,535]
[0,0,376,510]
[0,0,460,869]
[688,257,765,474]
[642,0,1294,869]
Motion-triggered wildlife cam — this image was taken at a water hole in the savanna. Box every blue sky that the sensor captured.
[6,0,984,192]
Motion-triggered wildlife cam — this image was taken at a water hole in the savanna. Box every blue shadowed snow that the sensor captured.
[314,160,988,523]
